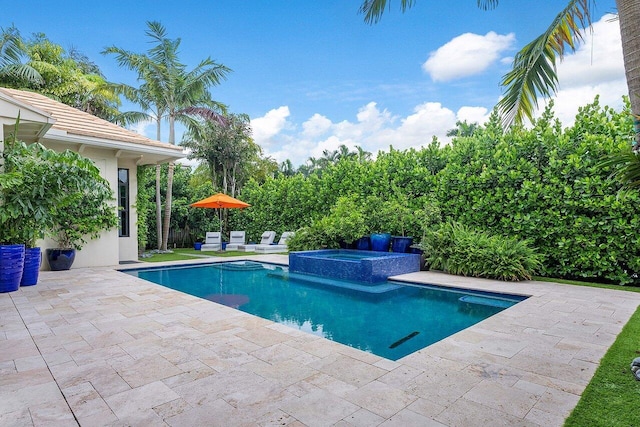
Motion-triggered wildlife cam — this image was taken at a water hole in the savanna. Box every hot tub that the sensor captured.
[289,249,421,283]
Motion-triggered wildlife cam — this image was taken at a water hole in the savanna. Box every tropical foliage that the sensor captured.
[182,113,271,197]
[0,127,117,248]
[0,25,42,85]
[0,29,121,121]
[420,221,542,281]
[103,21,231,251]
[46,155,118,250]
[233,99,640,285]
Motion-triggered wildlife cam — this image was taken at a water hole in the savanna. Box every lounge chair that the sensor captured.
[200,232,222,251]
[237,231,276,252]
[224,231,246,251]
[255,232,295,254]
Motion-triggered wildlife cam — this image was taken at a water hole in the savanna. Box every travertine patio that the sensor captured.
[2,254,639,426]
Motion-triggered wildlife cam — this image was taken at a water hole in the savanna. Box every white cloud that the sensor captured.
[250,106,291,145]
[540,14,626,125]
[456,106,490,125]
[302,113,332,137]
[423,31,515,82]
[128,120,155,139]
[253,15,627,168]
[256,102,463,166]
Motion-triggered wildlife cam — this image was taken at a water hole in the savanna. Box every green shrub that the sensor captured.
[324,195,368,244]
[235,99,640,285]
[421,222,542,281]
[286,217,339,252]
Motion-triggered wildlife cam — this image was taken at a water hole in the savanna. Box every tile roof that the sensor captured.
[0,87,182,152]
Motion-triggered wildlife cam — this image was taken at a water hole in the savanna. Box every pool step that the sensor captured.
[458,295,516,308]
[267,271,404,294]
[210,261,266,271]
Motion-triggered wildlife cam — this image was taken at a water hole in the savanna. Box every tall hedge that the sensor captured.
[233,99,640,285]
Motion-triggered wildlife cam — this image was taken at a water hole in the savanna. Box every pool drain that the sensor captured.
[389,331,420,349]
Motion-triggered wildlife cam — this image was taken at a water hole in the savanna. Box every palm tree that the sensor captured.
[0,26,42,85]
[446,120,479,137]
[103,21,230,251]
[279,159,296,177]
[359,0,640,150]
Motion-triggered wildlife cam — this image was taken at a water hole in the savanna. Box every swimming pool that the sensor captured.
[124,261,527,360]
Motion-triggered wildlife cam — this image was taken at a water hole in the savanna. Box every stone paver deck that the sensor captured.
[1,254,639,426]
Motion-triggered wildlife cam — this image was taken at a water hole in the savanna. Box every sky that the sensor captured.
[4,1,625,166]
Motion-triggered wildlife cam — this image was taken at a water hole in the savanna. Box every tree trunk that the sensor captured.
[161,162,174,250]
[154,113,163,250]
[155,164,162,250]
[616,0,640,151]
[161,114,176,251]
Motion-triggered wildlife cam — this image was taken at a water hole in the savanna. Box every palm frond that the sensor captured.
[112,111,153,127]
[477,0,499,10]
[497,0,592,128]
[600,150,640,189]
[180,107,227,126]
[359,0,416,24]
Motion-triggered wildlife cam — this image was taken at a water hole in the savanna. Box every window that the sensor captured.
[118,168,129,237]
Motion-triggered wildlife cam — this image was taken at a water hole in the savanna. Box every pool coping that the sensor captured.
[2,253,639,426]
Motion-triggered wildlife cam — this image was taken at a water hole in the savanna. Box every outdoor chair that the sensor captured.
[224,231,246,251]
[200,232,222,251]
[255,232,295,254]
[237,231,276,252]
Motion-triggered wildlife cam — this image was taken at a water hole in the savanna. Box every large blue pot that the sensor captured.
[0,244,25,293]
[391,236,413,253]
[370,233,391,252]
[46,248,76,271]
[355,236,371,250]
[21,247,41,286]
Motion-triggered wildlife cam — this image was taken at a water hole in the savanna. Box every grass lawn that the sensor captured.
[534,277,640,425]
[564,305,640,426]
[139,248,285,262]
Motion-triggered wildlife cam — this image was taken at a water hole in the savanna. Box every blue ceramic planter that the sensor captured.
[370,233,391,252]
[46,248,76,271]
[355,236,371,250]
[0,244,25,293]
[21,247,41,286]
[391,236,413,253]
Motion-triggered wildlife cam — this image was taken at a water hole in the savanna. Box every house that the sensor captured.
[0,87,185,269]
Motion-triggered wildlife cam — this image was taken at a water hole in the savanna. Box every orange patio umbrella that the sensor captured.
[190,193,251,234]
[190,193,251,209]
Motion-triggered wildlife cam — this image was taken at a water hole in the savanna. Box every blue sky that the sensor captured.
[4,1,624,165]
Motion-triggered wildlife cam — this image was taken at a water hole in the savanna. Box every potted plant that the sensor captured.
[46,159,118,271]
[362,195,391,252]
[0,130,53,290]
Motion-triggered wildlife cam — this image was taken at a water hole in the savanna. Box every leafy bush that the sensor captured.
[1,133,117,248]
[324,195,368,244]
[233,98,639,284]
[286,218,339,252]
[421,222,543,281]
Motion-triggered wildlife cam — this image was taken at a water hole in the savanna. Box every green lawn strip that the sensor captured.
[534,276,640,294]
[564,305,640,427]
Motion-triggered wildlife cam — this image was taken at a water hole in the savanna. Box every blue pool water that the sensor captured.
[124,261,527,360]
